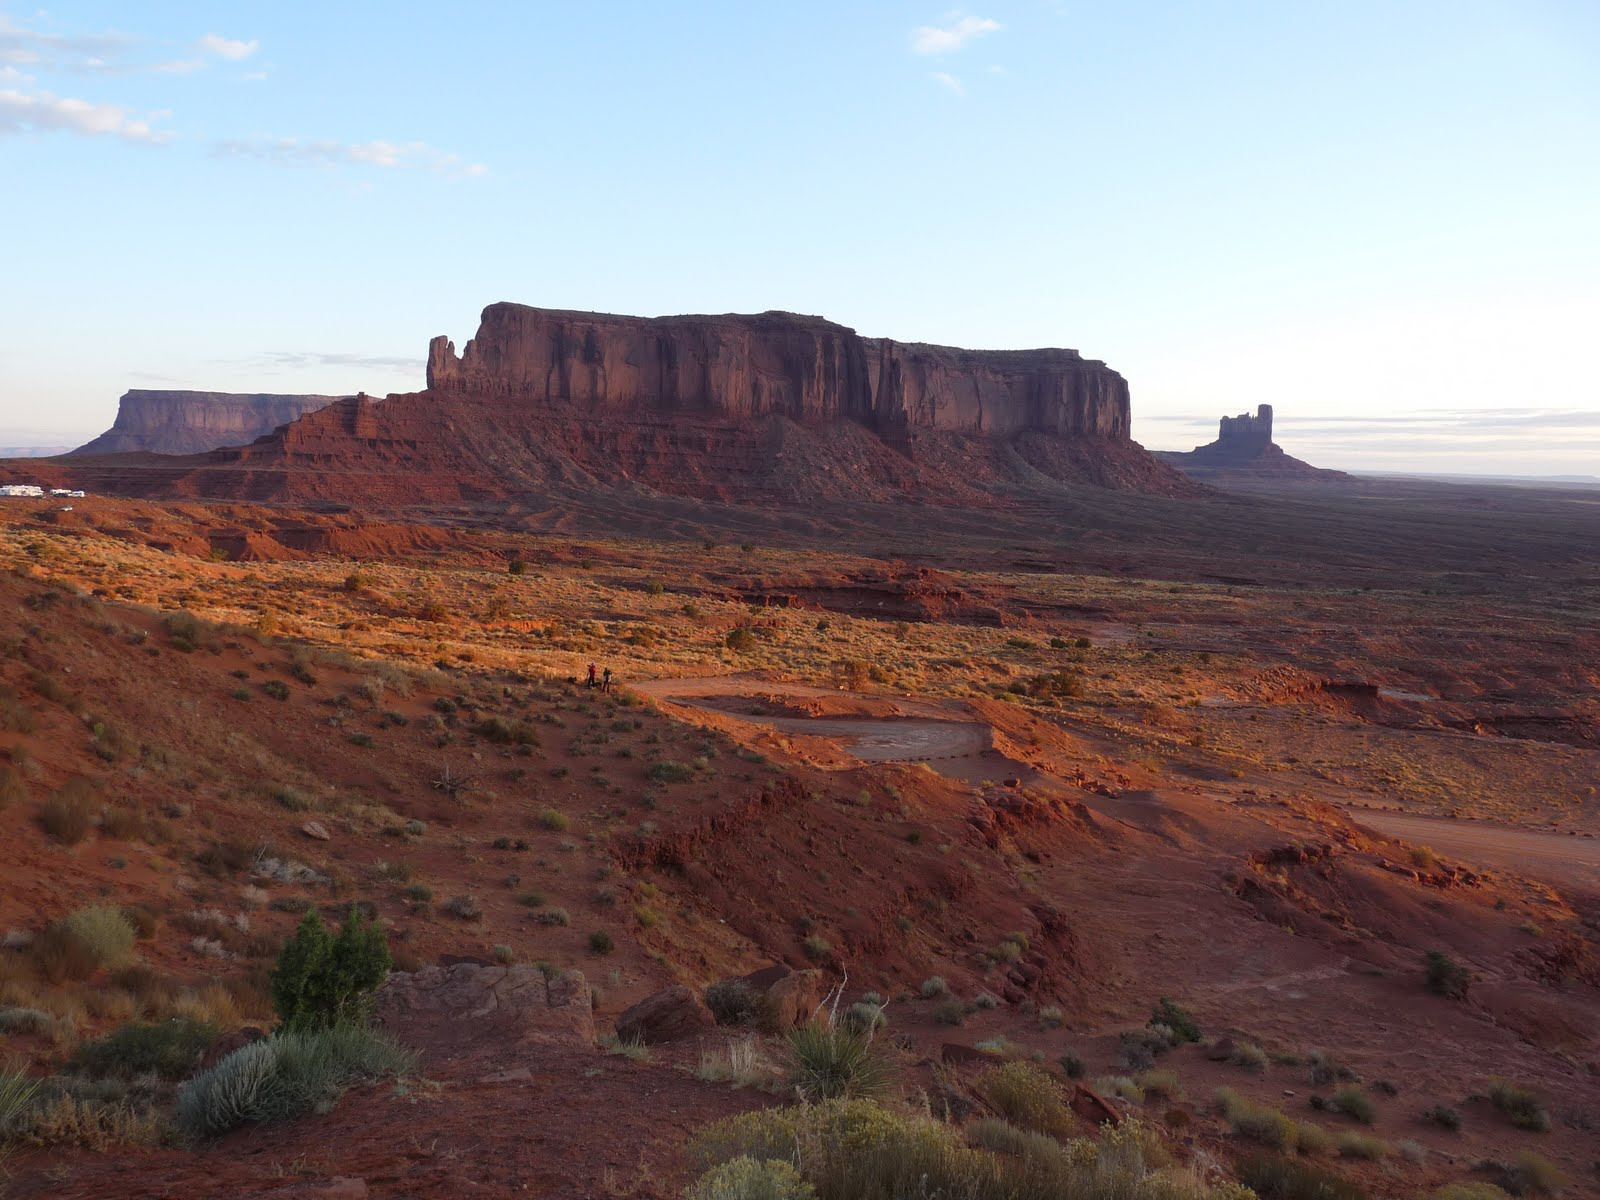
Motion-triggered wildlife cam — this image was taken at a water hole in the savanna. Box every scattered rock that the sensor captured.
[1071,1082,1122,1128]
[750,965,827,1029]
[375,963,594,1048]
[615,985,714,1045]
[300,820,331,841]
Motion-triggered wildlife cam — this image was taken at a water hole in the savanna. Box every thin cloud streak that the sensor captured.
[910,15,1001,55]
[198,33,258,61]
[211,134,487,176]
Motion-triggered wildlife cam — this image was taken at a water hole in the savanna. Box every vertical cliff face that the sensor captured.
[72,391,348,457]
[426,303,1130,441]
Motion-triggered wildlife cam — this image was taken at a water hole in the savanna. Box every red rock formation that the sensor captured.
[1157,404,1349,481]
[427,304,1130,441]
[48,304,1198,505]
[73,391,347,456]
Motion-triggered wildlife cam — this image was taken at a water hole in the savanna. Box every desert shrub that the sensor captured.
[1426,950,1472,999]
[70,1018,219,1081]
[5,1080,171,1150]
[1507,1152,1565,1196]
[1060,1049,1086,1079]
[802,934,831,961]
[647,760,695,784]
[974,1061,1076,1138]
[588,930,614,955]
[1216,1087,1299,1149]
[1237,1153,1366,1200]
[1326,1085,1377,1125]
[785,1023,891,1102]
[1335,1131,1388,1160]
[690,1101,1239,1200]
[0,765,28,808]
[1119,1027,1168,1070]
[1424,1103,1463,1131]
[933,998,965,1026]
[1149,997,1201,1043]
[1228,1041,1270,1072]
[536,806,571,831]
[688,1156,816,1200]
[34,905,135,982]
[1137,1069,1181,1100]
[706,979,763,1026]
[1,1065,41,1130]
[1097,1075,1145,1104]
[842,1001,886,1036]
[473,717,538,746]
[536,907,571,927]
[37,778,97,844]
[1489,1078,1551,1132]
[269,907,391,1032]
[920,975,948,998]
[173,1026,414,1138]
[1294,1120,1334,1156]
[1308,1050,1355,1087]
[261,679,290,701]
[443,895,482,921]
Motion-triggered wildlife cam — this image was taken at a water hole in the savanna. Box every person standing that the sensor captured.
[587,662,598,688]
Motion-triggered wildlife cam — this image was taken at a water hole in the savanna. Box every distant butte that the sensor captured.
[1156,404,1349,482]
[40,303,1202,506]
[72,391,346,457]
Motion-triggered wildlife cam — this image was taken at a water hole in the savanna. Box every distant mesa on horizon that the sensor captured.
[71,391,348,457]
[1156,404,1349,482]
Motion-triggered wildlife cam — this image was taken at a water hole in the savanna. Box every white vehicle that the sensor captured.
[0,484,45,498]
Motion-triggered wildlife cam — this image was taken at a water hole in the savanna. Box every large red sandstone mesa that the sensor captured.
[426,303,1131,441]
[39,304,1198,506]
[72,391,348,456]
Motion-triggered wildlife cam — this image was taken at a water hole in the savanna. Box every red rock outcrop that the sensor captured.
[426,304,1130,441]
[1157,404,1349,482]
[47,304,1199,506]
[72,391,347,456]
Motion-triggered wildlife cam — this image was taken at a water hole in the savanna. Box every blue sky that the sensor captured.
[2,2,1597,473]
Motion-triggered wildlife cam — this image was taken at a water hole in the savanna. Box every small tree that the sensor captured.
[271,907,391,1031]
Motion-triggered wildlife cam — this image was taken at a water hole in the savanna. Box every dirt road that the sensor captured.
[1349,810,1600,891]
[636,674,1600,891]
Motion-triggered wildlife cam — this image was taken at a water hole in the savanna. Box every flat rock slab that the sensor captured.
[376,963,594,1050]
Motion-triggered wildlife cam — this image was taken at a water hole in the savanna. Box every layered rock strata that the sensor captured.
[73,391,347,456]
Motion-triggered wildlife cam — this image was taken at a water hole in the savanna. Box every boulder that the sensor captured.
[615,985,714,1045]
[1071,1082,1123,1128]
[738,963,826,1029]
[374,963,594,1048]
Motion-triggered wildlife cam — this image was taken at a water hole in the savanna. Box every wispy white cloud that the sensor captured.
[259,351,425,373]
[211,134,486,177]
[0,16,135,71]
[239,70,268,83]
[0,87,171,142]
[910,15,1001,55]
[152,58,205,75]
[931,71,964,94]
[198,33,258,61]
